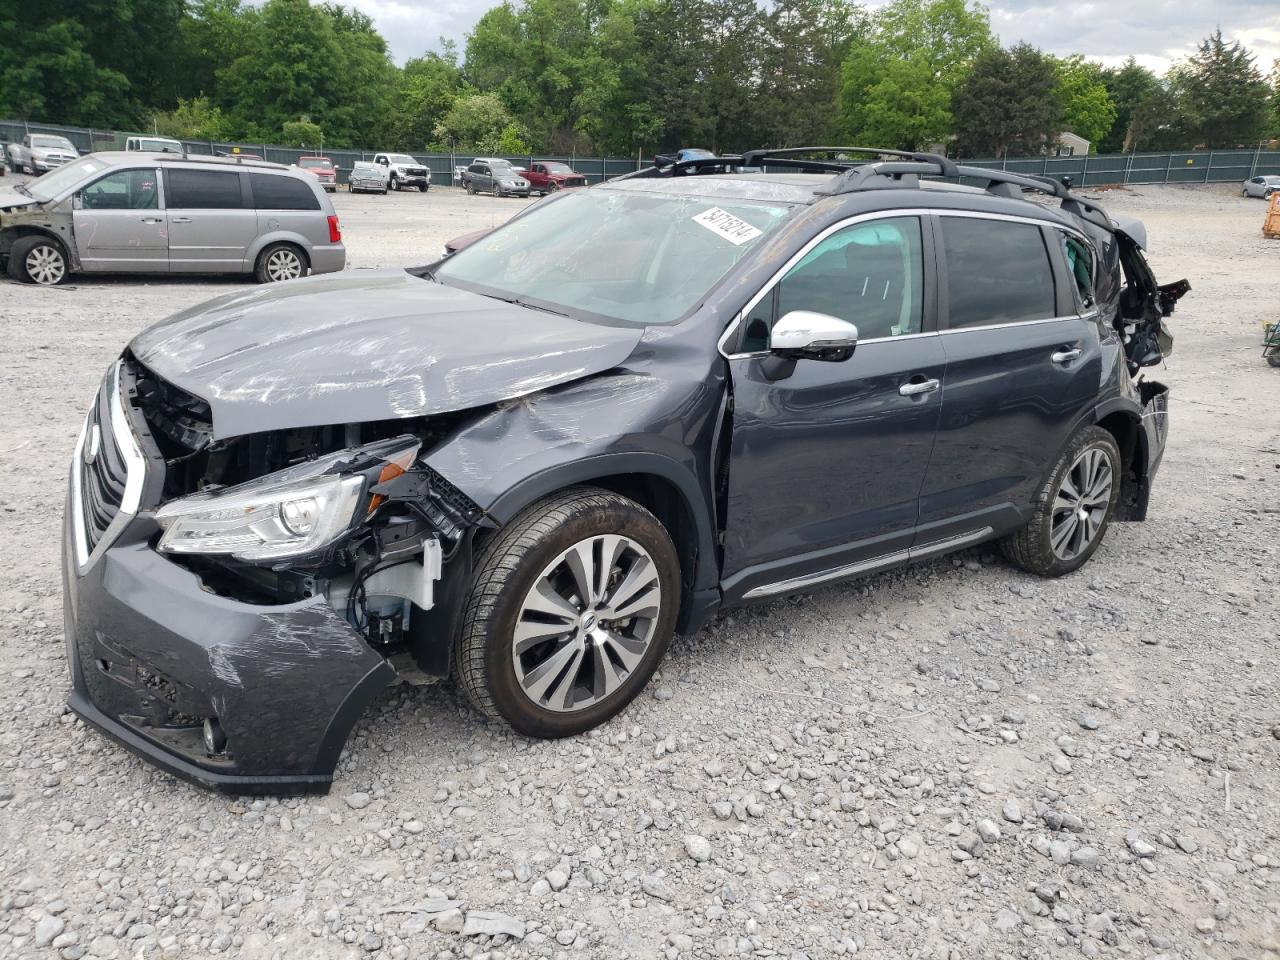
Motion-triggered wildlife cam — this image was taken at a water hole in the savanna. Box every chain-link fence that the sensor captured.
[5,117,1280,187]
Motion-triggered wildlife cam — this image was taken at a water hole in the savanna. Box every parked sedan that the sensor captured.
[1,152,344,284]
[1242,175,1280,199]
[349,161,389,194]
[525,161,588,195]
[465,159,530,197]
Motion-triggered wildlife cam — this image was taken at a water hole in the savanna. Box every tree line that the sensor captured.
[2,0,1278,158]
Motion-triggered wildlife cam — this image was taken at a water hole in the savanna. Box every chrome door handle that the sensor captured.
[1052,348,1083,364]
[170,216,193,223]
[899,378,940,397]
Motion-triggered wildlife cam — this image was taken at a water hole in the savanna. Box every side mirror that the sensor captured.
[770,311,858,362]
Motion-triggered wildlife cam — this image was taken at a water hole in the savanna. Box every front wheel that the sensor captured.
[419,183,429,192]
[1001,426,1121,577]
[8,235,70,285]
[491,184,501,198]
[390,175,399,191]
[455,488,680,738]
[466,181,475,195]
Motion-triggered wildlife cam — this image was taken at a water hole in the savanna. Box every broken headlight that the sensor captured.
[155,436,420,562]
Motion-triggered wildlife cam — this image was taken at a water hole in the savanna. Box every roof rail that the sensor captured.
[616,144,1115,231]
[153,153,287,171]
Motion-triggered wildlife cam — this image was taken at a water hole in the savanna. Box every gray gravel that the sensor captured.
[0,181,1277,960]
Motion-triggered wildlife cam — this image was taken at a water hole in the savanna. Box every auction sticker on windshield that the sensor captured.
[692,207,763,245]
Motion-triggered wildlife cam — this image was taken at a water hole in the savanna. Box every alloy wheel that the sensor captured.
[512,534,662,713]
[26,244,66,285]
[1050,447,1113,562]
[265,248,303,282]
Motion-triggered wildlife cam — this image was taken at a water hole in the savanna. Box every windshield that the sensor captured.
[32,136,74,150]
[387,154,416,164]
[137,138,181,152]
[26,158,107,201]
[435,187,795,326]
[542,162,574,174]
[490,161,517,176]
[300,158,332,168]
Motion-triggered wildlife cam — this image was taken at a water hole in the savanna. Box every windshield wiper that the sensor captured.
[479,291,569,317]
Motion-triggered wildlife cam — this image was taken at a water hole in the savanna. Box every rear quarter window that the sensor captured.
[249,173,321,210]
[940,217,1056,328]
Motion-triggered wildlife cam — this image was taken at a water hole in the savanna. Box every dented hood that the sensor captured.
[0,188,42,213]
[130,270,643,439]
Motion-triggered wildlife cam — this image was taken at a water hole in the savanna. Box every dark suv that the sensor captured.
[62,148,1185,794]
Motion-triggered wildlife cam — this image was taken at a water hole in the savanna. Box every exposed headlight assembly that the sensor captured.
[155,436,419,562]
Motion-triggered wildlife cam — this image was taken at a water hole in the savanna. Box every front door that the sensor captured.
[917,213,1101,542]
[722,215,944,602]
[72,168,167,272]
[163,168,258,272]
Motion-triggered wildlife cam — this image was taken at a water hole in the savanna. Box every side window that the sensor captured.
[940,217,1055,329]
[249,173,320,210]
[80,169,158,210]
[167,169,244,209]
[765,217,925,344]
[1061,234,1096,312]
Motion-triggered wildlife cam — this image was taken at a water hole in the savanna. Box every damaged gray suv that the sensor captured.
[62,148,1186,794]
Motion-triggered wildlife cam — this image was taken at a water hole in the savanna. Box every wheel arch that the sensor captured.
[246,235,311,273]
[2,225,70,261]
[1092,400,1149,521]
[484,454,721,632]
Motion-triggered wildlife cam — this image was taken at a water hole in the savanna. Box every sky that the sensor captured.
[338,0,1280,75]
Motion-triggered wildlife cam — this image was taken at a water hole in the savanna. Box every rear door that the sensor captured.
[163,167,257,272]
[916,212,1101,543]
[721,214,945,601]
[72,167,167,272]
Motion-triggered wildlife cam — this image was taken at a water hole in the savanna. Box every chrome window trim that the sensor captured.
[719,206,1090,359]
[69,361,146,573]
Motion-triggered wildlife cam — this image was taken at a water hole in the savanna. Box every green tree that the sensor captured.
[1099,57,1160,153]
[0,0,185,126]
[952,43,1063,158]
[838,0,994,151]
[394,45,464,151]
[281,118,325,147]
[433,93,529,153]
[217,0,396,146]
[1175,30,1270,148]
[1053,56,1115,150]
[153,96,231,140]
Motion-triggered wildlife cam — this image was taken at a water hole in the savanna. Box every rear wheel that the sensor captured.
[455,487,680,738]
[8,235,70,285]
[1001,426,1121,577]
[254,242,307,283]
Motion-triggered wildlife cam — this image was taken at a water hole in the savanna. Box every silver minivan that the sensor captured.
[0,152,345,285]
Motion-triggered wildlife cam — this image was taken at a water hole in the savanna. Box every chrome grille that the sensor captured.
[70,362,145,569]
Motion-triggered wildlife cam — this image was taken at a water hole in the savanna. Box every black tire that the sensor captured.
[466,181,475,195]
[491,183,501,198]
[548,181,560,192]
[1000,426,1122,577]
[390,174,399,191]
[254,242,308,284]
[1266,189,1274,201]
[8,234,70,285]
[419,183,429,192]
[380,187,388,195]
[454,487,680,738]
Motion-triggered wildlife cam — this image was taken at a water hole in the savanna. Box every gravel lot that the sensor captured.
[0,180,1277,960]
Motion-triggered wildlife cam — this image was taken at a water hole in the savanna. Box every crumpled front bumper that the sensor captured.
[61,366,396,795]
[63,521,396,794]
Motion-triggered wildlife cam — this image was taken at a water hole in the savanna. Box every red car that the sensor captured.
[296,156,338,193]
[524,161,588,196]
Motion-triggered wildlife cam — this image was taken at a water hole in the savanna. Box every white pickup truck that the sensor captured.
[372,152,431,192]
[6,134,80,175]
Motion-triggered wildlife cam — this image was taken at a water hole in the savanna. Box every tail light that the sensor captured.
[327,215,341,244]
